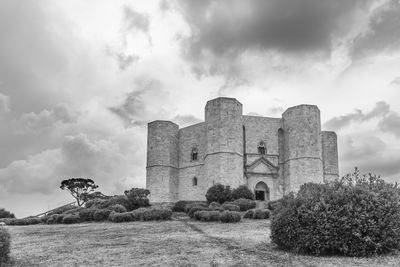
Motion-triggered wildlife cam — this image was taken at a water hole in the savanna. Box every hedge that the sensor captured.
[93,209,112,221]
[232,185,255,200]
[62,214,80,224]
[271,170,400,256]
[233,198,256,211]
[220,211,241,223]
[0,227,11,265]
[221,203,240,212]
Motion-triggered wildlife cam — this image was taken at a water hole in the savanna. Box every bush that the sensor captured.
[194,210,221,222]
[124,188,150,211]
[0,227,11,264]
[267,199,282,211]
[109,204,127,213]
[208,202,221,209]
[232,185,255,200]
[0,208,15,219]
[46,214,64,224]
[188,206,209,218]
[271,169,400,256]
[253,209,270,219]
[25,217,42,225]
[93,209,112,221]
[62,214,80,224]
[85,198,106,209]
[62,207,83,215]
[86,195,130,211]
[243,209,254,219]
[233,198,256,211]
[221,203,240,212]
[141,208,172,221]
[130,209,144,221]
[184,202,207,213]
[108,211,132,223]
[79,208,96,221]
[220,211,241,223]
[172,201,190,212]
[205,184,232,204]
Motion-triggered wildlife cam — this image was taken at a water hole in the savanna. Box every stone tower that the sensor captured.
[146,120,179,202]
[145,97,339,203]
[282,105,324,192]
[204,97,245,188]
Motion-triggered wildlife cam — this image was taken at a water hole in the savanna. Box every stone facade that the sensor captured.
[146,97,339,202]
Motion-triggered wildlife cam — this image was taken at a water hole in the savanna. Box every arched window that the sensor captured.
[191,147,198,161]
[258,141,266,155]
[192,177,198,186]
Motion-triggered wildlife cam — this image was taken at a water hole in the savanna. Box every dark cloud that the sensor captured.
[323,101,390,130]
[352,0,400,58]
[109,78,166,127]
[123,6,150,33]
[379,113,400,138]
[177,0,369,75]
[340,135,400,180]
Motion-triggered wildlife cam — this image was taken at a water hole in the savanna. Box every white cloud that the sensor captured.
[0,93,10,114]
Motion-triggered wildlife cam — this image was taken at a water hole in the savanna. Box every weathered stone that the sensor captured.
[146,97,339,203]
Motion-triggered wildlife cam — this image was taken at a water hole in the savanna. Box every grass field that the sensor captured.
[5,213,400,266]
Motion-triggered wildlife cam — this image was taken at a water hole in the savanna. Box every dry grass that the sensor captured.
[4,214,400,266]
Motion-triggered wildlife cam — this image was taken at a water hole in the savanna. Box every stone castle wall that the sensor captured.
[322,131,339,181]
[146,98,339,202]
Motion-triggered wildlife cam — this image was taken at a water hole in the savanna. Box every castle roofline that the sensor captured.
[282,104,320,115]
[206,97,242,105]
[243,115,281,120]
[148,120,179,127]
[179,121,205,131]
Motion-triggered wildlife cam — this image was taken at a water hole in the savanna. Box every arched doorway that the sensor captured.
[254,182,269,201]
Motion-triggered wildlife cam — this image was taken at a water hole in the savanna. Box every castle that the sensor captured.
[146,97,338,202]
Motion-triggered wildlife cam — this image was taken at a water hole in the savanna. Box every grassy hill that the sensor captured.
[5,215,400,266]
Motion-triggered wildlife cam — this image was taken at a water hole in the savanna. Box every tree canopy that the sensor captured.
[60,178,99,207]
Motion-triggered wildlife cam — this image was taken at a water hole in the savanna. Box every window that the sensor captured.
[191,147,198,161]
[258,141,266,155]
[192,177,198,186]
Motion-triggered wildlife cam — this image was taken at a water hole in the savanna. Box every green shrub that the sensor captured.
[79,208,96,221]
[124,188,150,211]
[109,204,127,213]
[130,209,144,221]
[205,184,232,204]
[271,169,400,256]
[93,209,112,221]
[85,199,106,209]
[62,207,83,215]
[0,208,15,219]
[243,209,254,219]
[142,209,172,221]
[184,202,207,213]
[220,211,241,223]
[25,217,42,225]
[253,209,270,219]
[194,210,221,222]
[46,214,64,224]
[3,218,28,226]
[188,206,209,218]
[232,185,255,200]
[62,214,80,224]
[233,198,256,211]
[108,211,132,223]
[267,199,282,211]
[221,203,240,212]
[208,202,221,209]
[0,227,11,264]
[172,201,190,212]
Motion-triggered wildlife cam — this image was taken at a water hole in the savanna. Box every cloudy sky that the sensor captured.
[1,0,400,217]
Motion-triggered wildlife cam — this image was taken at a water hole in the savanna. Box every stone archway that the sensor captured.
[254,181,269,201]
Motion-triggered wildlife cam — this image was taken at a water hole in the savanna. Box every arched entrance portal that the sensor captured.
[254,182,269,201]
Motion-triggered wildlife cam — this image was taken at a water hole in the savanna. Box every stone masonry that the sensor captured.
[146,97,339,203]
